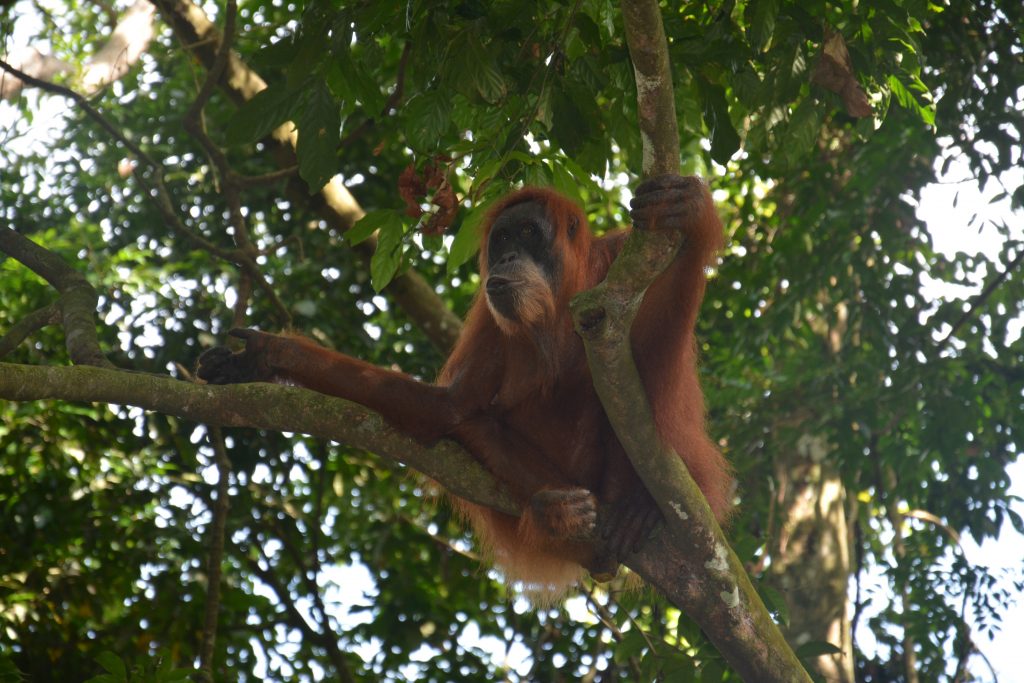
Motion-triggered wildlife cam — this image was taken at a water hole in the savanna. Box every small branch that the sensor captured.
[177,0,290,326]
[0,301,61,360]
[940,243,1024,347]
[3,45,292,326]
[198,427,232,682]
[0,47,72,100]
[261,512,338,646]
[79,0,156,94]
[244,553,355,682]
[583,589,644,678]
[0,58,157,167]
[337,40,412,150]
[0,229,112,368]
[0,0,154,101]
[881,466,921,683]
[233,166,299,188]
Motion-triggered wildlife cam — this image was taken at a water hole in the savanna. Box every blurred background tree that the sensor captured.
[1,0,1021,681]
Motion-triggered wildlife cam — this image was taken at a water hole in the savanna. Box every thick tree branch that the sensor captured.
[618,0,680,177]
[565,2,811,681]
[0,362,518,516]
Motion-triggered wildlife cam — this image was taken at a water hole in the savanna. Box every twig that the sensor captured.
[248,543,355,682]
[178,0,291,326]
[583,588,644,679]
[152,0,463,351]
[940,241,1024,347]
[470,0,583,203]
[0,59,155,165]
[233,165,299,188]
[1,52,290,325]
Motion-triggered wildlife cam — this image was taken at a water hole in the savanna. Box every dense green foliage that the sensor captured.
[1,0,1022,681]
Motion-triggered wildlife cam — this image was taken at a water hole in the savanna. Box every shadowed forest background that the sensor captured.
[1,0,1023,681]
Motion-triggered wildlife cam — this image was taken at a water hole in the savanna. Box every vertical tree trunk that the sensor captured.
[769,433,855,683]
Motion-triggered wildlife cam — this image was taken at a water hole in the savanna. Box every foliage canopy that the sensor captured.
[1,0,1022,681]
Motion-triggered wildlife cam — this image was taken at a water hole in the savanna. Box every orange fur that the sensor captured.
[438,183,731,598]
[201,180,732,603]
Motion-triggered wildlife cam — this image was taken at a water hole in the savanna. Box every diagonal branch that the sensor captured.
[940,240,1024,347]
[0,228,112,368]
[0,0,155,101]
[0,301,61,359]
[565,2,810,680]
[0,56,292,324]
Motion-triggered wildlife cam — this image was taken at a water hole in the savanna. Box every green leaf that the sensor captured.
[612,628,648,665]
[370,215,406,291]
[467,35,507,103]
[757,582,790,627]
[745,0,780,52]
[326,42,385,113]
[783,98,822,168]
[404,91,452,151]
[549,162,582,204]
[888,73,935,126]
[700,659,726,682]
[447,203,487,274]
[0,656,25,683]
[552,85,590,157]
[92,652,127,681]
[795,640,843,658]
[699,82,741,164]
[347,209,398,246]
[468,157,504,195]
[250,34,298,71]
[225,83,297,146]
[296,80,341,192]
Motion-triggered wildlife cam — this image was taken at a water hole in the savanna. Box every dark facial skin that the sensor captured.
[485,201,558,319]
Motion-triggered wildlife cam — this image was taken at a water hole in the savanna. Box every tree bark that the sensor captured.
[0,360,808,681]
[568,2,811,680]
[769,434,855,682]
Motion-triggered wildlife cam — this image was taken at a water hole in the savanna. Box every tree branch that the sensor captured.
[198,427,231,683]
[565,2,811,680]
[0,301,61,359]
[0,362,518,516]
[940,242,1024,347]
[618,0,680,177]
[0,56,292,325]
[0,228,112,368]
[0,0,154,101]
